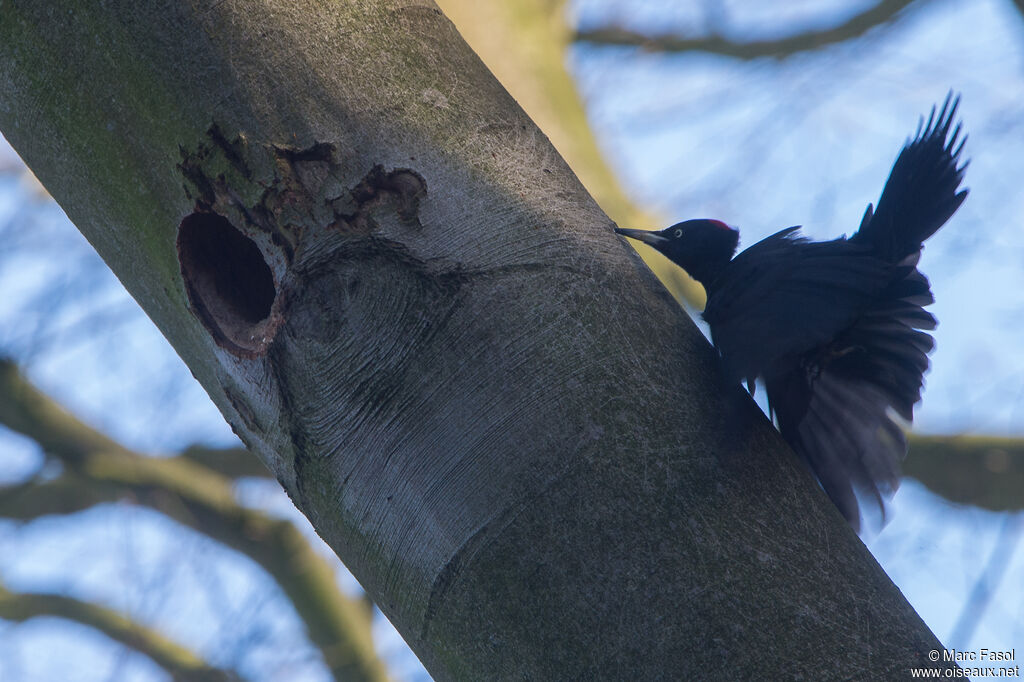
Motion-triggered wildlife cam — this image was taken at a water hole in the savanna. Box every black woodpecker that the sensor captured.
[615,94,968,531]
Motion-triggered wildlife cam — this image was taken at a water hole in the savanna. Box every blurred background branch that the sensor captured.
[905,435,1024,511]
[0,359,387,682]
[573,0,922,59]
[0,582,240,682]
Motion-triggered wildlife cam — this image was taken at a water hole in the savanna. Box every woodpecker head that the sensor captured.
[615,219,739,288]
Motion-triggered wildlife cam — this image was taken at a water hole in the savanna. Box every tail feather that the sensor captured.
[772,368,902,533]
[769,364,907,532]
[798,396,861,527]
[852,92,968,262]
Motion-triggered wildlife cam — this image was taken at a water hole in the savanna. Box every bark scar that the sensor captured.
[333,164,428,234]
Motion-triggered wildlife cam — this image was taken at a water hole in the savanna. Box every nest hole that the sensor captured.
[178,211,278,355]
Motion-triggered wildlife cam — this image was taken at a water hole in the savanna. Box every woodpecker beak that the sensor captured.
[614,227,668,246]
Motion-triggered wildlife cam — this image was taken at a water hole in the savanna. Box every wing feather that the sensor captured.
[704,228,890,385]
[763,260,933,530]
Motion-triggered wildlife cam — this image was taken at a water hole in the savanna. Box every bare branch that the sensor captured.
[0,582,240,682]
[0,357,127,467]
[905,435,1024,511]
[0,359,386,682]
[574,0,922,60]
[180,444,273,479]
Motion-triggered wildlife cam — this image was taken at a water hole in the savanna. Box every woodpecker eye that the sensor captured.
[674,229,682,238]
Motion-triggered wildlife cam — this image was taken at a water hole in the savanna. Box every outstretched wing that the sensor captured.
[852,92,969,262]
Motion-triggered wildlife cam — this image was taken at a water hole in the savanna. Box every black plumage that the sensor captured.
[615,94,968,531]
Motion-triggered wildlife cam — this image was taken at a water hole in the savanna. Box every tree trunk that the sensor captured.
[0,1,955,678]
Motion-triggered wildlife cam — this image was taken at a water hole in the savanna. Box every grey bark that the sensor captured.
[0,1,954,679]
